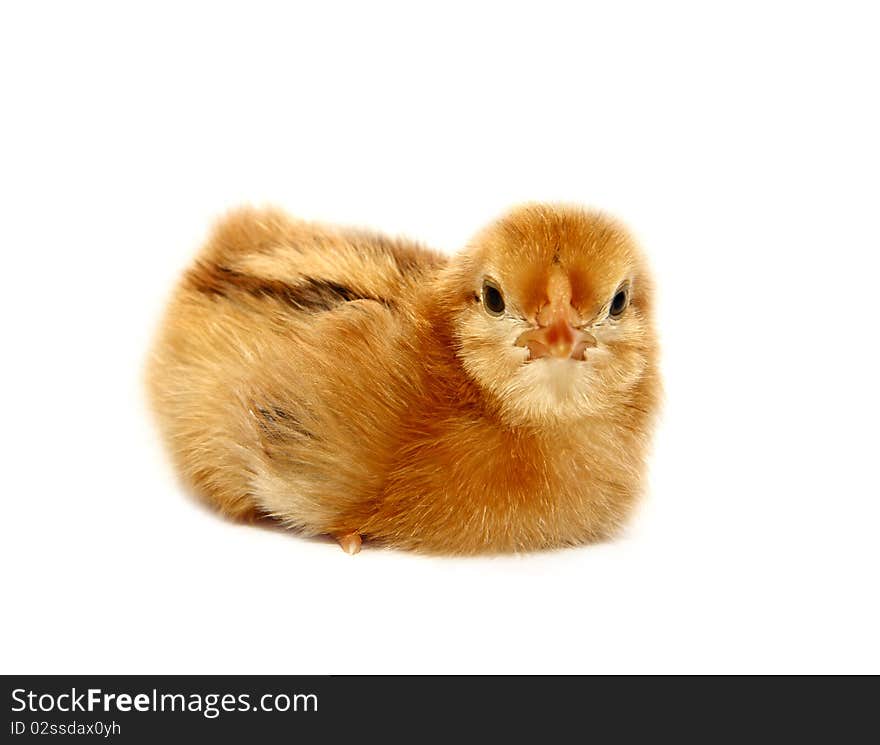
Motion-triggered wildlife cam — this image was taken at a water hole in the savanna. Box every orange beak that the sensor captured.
[515,313,596,361]
[516,267,596,361]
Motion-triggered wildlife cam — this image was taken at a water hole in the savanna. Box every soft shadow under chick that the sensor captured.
[147,204,660,554]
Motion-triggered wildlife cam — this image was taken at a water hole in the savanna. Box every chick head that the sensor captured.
[448,204,656,424]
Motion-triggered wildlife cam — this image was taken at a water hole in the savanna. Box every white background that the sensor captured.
[2,2,878,674]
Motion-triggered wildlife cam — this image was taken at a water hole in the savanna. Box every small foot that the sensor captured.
[336,532,362,555]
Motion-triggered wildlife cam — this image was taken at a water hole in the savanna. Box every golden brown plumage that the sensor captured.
[146,204,660,554]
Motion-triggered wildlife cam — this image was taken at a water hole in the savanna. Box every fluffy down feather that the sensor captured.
[146,204,660,554]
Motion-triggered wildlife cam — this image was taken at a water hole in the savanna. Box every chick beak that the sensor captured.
[515,315,597,361]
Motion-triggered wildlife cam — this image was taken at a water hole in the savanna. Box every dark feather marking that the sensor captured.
[255,405,315,441]
[186,261,394,311]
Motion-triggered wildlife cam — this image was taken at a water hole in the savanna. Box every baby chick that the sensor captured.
[147,205,660,554]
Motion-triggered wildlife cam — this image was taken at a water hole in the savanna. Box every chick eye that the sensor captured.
[481,279,506,316]
[609,283,629,318]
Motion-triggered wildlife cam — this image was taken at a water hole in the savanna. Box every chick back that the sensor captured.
[146,207,445,527]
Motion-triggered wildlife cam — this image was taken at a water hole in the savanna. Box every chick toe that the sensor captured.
[336,532,362,555]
